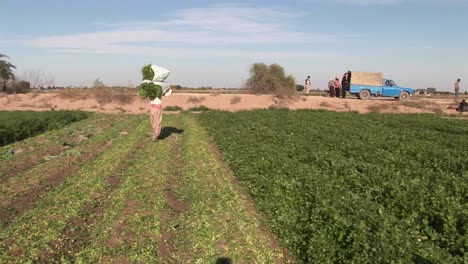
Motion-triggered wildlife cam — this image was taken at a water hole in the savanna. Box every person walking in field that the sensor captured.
[454,79,461,101]
[149,86,172,142]
[305,76,311,95]
[334,77,341,98]
[140,64,173,142]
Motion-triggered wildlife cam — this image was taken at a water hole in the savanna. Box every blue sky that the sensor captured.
[1,0,467,90]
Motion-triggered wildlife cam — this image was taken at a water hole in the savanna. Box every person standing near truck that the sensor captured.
[341,71,351,98]
[454,79,461,101]
[334,77,341,98]
[328,78,335,97]
[305,76,311,95]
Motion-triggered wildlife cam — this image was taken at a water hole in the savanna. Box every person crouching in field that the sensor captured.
[149,86,172,142]
[456,99,467,113]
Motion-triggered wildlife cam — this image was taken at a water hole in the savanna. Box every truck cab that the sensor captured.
[381,79,414,99]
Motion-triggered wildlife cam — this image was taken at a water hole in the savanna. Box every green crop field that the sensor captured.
[0,110,91,147]
[0,110,466,263]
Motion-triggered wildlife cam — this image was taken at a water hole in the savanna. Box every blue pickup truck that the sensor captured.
[348,72,415,100]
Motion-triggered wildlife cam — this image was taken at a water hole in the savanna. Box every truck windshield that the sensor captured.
[385,80,398,87]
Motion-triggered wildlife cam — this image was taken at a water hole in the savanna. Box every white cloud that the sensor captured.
[16,6,336,58]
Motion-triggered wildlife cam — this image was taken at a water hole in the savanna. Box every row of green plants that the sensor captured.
[73,123,170,263]
[0,114,127,178]
[198,109,467,263]
[0,115,146,225]
[0,111,91,146]
[0,114,292,262]
[175,115,286,263]
[0,118,149,262]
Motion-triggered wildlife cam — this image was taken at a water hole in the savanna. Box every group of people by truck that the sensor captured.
[326,71,351,98]
[307,71,415,100]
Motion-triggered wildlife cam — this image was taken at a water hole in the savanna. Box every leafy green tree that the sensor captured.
[0,54,16,92]
[246,63,295,95]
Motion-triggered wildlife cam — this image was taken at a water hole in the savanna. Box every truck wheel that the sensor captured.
[359,90,370,100]
[398,92,410,100]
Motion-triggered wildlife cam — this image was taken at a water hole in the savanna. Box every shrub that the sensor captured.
[113,93,135,104]
[14,81,31,94]
[230,96,242,105]
[187,96,206,104]
[246,63,295,96]
[163,105,183,111]
[188,105,210,111]
[5,81,31,94]
[93,88,112,105]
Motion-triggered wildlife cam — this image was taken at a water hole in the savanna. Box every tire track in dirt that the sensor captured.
[156,118,191,263]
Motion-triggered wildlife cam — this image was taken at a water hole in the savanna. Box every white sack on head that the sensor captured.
[151,65,170,82]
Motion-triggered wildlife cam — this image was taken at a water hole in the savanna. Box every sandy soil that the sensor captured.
[0,92,465,116]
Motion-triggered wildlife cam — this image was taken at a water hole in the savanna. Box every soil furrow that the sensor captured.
[40,136,149,262]
[0,142,109,228]
[0,114,121,181]
[157,118,190,263]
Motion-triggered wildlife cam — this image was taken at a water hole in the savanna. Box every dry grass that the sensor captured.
[367,104,384,113]
[113,93,135,104]
[57,89,91,101]
[29,91,41,99]
[114,106,127,113]
[343,102,351,111]
[93,88,113,105]
[320,102,331,108]
[432,107,445,115]
[398,100,436,109]
[56,88,136,105]
[230,96,242,105]
[187,96,206,104]
[19,103,35,107]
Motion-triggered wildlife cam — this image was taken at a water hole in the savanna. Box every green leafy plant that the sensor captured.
[141,64,154,80]
[139,82,162,100]
[198,110,467,263]
[139,65,162,100]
